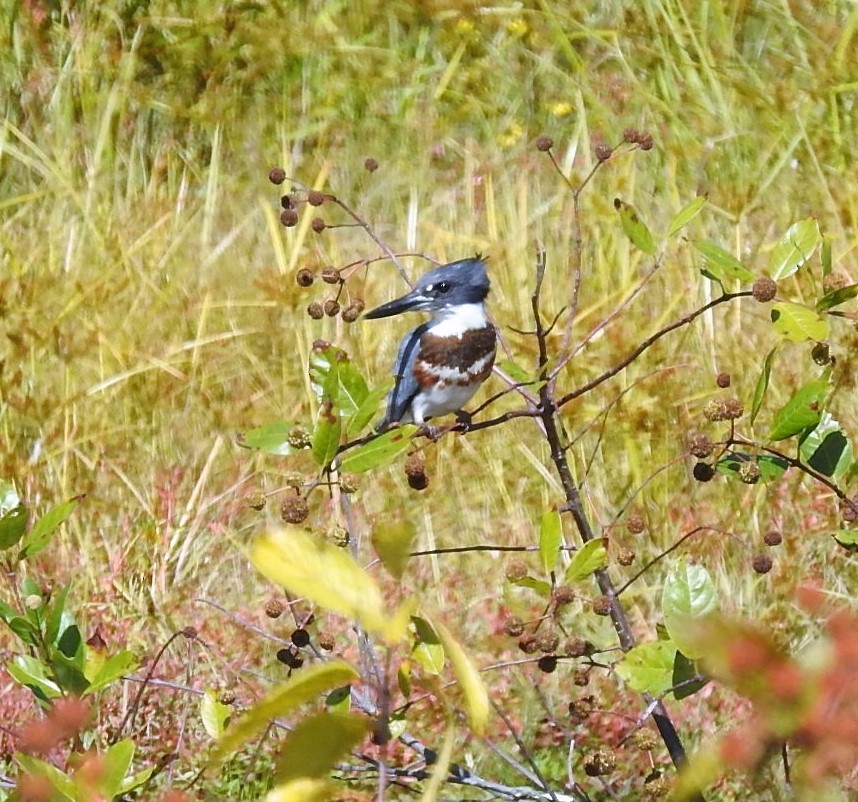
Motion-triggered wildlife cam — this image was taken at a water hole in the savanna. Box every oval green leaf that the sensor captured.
[769,218,820,280]
[614,198,657,255]
[799,413,852,478]
[201,689,232,739]
[539,509,562,574]
[816,282,858,312]
[750,347,778,426]
[662,560,717,660]
[19,497,81,560]
[237,422,304,456]
[770,302,829,343]
[667,195,707,237]
[832,529,858,552]
[615,640,677,696]
[692,241,755,283]
[311,407,341,468]
[337,426,418,473]
[769,379,828,441]
[564,538,608,583]
[411,616,445,675]
[372,520,416,580]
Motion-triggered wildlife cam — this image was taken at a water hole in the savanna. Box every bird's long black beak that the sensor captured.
[363,289,431,319]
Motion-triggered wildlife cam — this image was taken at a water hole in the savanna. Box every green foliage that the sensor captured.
[614,197,657,255]
[662,560,718,660]
[564,538,608,583]
[692,241,755,283]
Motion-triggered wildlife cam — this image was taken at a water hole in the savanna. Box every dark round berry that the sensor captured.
[296,268,314,287]
[291,628,311,648]
[583,749,616,777]
[536,136,554,152]
[752,276,777,302]
[592,595,612,616]
[280,194,293,209]
[537,655,557,673]
[764,530,783,547]
[716,371,731,388]
[307,302,324,320]
[752,554,773,574]
[693,462,715,482]
[595,143,612,162]
[638,134,654,151]
[323,299,340,317]
[811,342,831,366]
[268,167,287,185]
[311,217,326,233]
[688,432,714,459]
[405,452,428,491]
[280,209,299,227]
[280,496,309,524]
[364,157,379,172]
[264,597,285,618]
[321,266,341,284]
[307,189,325,207]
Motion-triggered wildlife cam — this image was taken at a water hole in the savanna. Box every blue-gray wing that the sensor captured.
[376,322,428,429]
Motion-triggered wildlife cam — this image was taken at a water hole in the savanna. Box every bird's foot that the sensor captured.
[454,410,473,432]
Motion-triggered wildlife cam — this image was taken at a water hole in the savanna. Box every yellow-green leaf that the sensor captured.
[615,640,677,696]
[750,347,778,425]
[372,520,416,579]
[564,538,608,583]
[411,616,445,675]
[201,689,232,739]
[692,241,755,283]
[539,509,562,574]
[429,617,490,734]
[769,218,820,280]
[770,302,829,343]
[252,526,389,637]
[276,711,371,783]
[614,198,657,255]
[338,426,418,473]
[768,379,828,441]
[265,778,332,802]
[662,561,717,660]
[667,195,707,237]
[311,407,341,467]
[210,661,358,766]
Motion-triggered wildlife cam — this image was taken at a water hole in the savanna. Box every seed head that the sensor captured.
[518,633,539,654]
[688,432,714,458]
[752,276,777,302]
[739,461,761,484]
[752,553,773,574]
[723,398,744,420]
[217,688,236,705]
[617,547,636,566]
[341,304,361,323]
[321,266,341,284]
[317,631,335,650]
[583,749,616,777]
[364,157,379,172]
[716,371,731,388]
[595,143,612,162]
[311,217,326,233]
[564,637,588,658]
[503,616,525,638]
[536,135,554,152]
[764,530,783,547]
[629,728,659,750]
[404,452,428,490]
[553,585,575,607]
[536,630,560,654]
[296,268,314,287]
[693,462,715,482]
[505,559,528,583]
[573,667,590,686]
[638,133,654,150]
[287,426,311,449]
[265,597,285,618]
[280,208,299,227]
[323,299,340,317]
[280,496,309,524]
[592,595,612,616]
[268,167,287,185]
[626,511,646,534]
[307,189,325,207]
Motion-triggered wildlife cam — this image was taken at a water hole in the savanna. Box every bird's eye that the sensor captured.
[436,281,451,293]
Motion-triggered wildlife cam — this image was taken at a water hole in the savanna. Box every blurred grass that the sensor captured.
[2,0,858,796]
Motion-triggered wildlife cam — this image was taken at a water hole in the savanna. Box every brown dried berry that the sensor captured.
[811,342,831,366]
[592,595,612,616]
[217,688,236,705]
[364,157,379,172]
[594,143,612,162]
[311,217,326,233]
[341,304,361,323]
[536,136,554,152]
[553,585,575,607]
[752,554,773,574]
[723,398,744,420]
[703,399,727,421]
[739,461,761,484]
[629,728,659,750]
[280,496,309,524]
[752,276,777,303]
[505,559,528,583]
[182,626,198,639]
[323,299,340,317]
[321,266,341,284]
[287,426,311,449]
[518,633,539,654]
[268,167,287,185]
[693,462,715,482]
[688,432,714,458]
[503,616,525,638]
[265,597,285,618]
[573,667,590,686]
[564,637,588,658]
[317,632,335,651]
[291,628,311,648]
[623,127,640,143]
[716,371,731,388]
[763,530,782,547]
[404,452,428,491]
[280,208,299,227]
[617,547,636,566]
[568,696,595,724]
[537,655,558,673]
[296,268,314,287]
[626,511,646,534]
[583,749,616,777]
[307,189,325,207]
[638,133,654,151]
[536,630,560,654]
[339,474,357,494]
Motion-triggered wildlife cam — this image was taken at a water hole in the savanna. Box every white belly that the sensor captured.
[406,382,481,425]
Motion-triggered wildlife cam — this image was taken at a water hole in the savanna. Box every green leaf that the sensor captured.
[769,379,828,441]
[770,302,829,342]
[311,405,341,467]
[716,453,789,482]
[564,538,608,583]
[85,650,139,694]
[821,235,833,277]
[816,283,858,312]
[667,195,707,237]
[0,481,29,550]
[101,738,135,799]
[769,218,820,280]
[372,520,416,580]
[750,347,777,426]
[309,341,340,400]
[45,583,71,645]
[276,711,371,783]
[19,497,80,560]
[237,422,304,456]
[672,651,708,701]
[266,778,332,802]
[334,359,369,416]
[510,576,553,596]
[252,527,396,640]
[800,414,852,478]
[832,529,858,552]
[325,685,351,713]
[5,616,40,647]
[50,649,90,695]
[337,426,418,473]
[15,755,76,800]
[615,640,677,696]
[411,616,445,675]
[430,616,490,735]
[692,241,755,282]
[614,198,657,255]
[201,689,232,739]
[7,654,62,700]
[539,509,562,574]
[210,661,359,766]
[346,384,391,436]
[662,560,717,660]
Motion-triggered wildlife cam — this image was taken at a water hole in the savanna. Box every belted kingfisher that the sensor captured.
[364,256,497,429]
